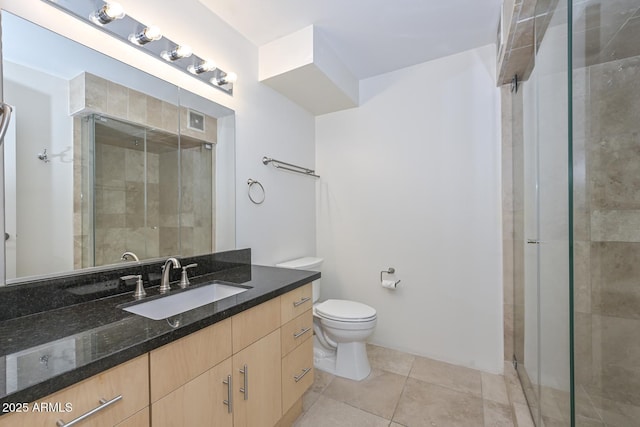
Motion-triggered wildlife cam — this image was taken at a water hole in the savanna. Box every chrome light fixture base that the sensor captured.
[42,0,235,95]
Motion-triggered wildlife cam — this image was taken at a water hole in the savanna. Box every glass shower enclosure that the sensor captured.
[79,114,214,268]
[513,0,640,425]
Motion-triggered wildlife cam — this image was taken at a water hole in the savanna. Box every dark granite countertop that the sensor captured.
[0,264,319,406]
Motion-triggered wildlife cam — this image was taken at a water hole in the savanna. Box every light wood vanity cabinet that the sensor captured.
[232,329,282,427]
[0,355,149,427]
[280,310,313,357]
[279,284,314,417]
[150,318,233,427]
[280,284,313,324]
[151,358,233,427]
[149,318,232,403]
[0,284,315,427]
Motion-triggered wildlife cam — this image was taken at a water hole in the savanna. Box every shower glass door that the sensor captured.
[80,114,214,268]
[518,0,572,425]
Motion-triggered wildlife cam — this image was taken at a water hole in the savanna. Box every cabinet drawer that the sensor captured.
[232,297,281,353]
[0,355,148,427]
[150,318,232,402]
[281,336,314,414]
[280,284,312,324]
[281,309,313,357]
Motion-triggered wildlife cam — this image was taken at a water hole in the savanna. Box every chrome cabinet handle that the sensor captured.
[239,364,248,400]
[56,395,122,426]
[293,327,311,339]
[293,296,311,307]
[223,374,232,413]
[0,103,13,144]
[294,367,311,383]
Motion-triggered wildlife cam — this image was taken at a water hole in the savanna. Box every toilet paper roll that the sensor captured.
[381,279,398,289]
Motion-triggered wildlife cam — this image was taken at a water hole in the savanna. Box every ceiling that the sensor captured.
[197,0,503,80]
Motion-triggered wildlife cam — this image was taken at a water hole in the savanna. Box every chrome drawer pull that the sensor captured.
[293,296,311,307]
[56,395,122,426]
[223,374,232,413]
[293,327,312,339]
[294,367,312,383]
[239,364,248,400]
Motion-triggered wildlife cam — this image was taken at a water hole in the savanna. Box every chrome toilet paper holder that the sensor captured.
[380,268,401,287]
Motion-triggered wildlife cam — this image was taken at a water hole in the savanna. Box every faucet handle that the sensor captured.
[121,274,145,299]
[179,263,198,288]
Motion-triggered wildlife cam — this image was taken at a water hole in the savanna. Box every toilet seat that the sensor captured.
[315,299,377,323]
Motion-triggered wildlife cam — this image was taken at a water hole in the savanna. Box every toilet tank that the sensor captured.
[275,257,323,303]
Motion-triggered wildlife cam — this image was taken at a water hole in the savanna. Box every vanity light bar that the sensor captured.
[42,0,236,95]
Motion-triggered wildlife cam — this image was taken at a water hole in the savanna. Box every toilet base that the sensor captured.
[313,336,371,381]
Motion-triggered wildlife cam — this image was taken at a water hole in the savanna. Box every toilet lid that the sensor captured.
[315,299,377,322]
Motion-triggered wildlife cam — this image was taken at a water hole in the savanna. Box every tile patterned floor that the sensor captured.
[293,344,535,427]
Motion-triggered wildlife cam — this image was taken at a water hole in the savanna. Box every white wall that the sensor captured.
[0,0,317,268]
[4,62,74,277]
[316,45,503,373]
[120,0,317,266]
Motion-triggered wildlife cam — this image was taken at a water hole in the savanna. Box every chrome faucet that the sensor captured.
[160,257,181,294]
[121,251,140,262]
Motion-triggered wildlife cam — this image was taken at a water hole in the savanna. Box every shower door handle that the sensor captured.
[527,239,539,244]
[0,103,13,144]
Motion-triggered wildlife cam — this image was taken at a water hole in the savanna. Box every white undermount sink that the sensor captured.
[123,282,250,320]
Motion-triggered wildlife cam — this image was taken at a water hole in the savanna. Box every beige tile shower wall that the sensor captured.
[501,85,515,363]
[69,72,217,144]
[92,144,161,266]
[71,72,218,266]
[159,150,180,257]
[179,146,214,257]
[501,83,524,364]
[574,53,640,424]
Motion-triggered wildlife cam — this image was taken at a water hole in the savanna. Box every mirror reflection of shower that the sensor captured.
[78,114,214,268]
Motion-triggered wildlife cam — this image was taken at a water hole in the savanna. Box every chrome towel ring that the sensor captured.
[247,179,265,204]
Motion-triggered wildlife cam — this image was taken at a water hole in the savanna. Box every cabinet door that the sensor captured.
[232,329,282,427]
[152,358,233,427]
[150,318,232,402]
[231,297,281,354]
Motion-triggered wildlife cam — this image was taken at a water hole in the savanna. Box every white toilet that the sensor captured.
[276,257,377,381]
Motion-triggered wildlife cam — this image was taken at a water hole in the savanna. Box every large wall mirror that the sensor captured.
[1,11,236,284]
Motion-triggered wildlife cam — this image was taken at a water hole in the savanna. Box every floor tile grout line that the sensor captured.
[405,373,484,400]
[580,383,605,423]
[388,372,410,425]
[320,393,393,423]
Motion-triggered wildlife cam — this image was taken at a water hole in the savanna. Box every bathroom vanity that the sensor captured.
[0,249,318,427]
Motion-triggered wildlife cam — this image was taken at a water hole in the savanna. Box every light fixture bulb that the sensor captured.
[212,72,237,86]
[89,1,125,26]
[128,25,162,45]
[161,45,193,61]
[187,60,217,75]
[225,72,238,84]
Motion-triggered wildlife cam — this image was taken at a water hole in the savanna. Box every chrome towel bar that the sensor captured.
[262,156,319,178]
